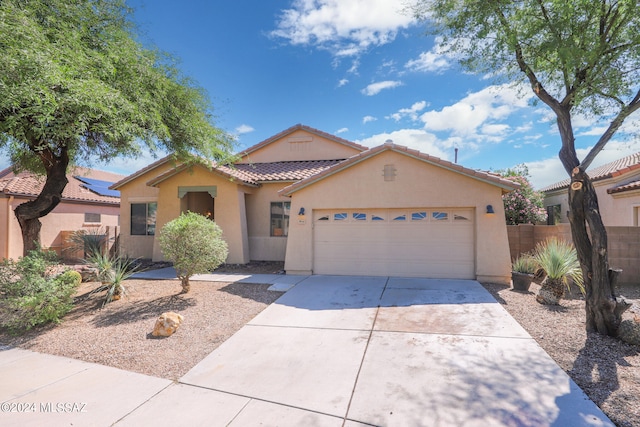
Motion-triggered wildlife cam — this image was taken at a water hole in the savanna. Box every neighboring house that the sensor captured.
[542,152,640,226]
[111,124,519,284]
[0,167,124,260]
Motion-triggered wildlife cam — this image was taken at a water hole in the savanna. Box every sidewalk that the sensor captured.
[1,275,613,426]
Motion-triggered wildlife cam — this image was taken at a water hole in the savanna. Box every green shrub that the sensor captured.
[55,270,82,287]
[0,249,78,334]
[159,211,229,293]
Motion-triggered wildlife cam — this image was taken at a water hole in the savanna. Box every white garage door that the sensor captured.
[313,208,475,278]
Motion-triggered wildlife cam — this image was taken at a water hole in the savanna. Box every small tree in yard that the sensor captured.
[413,0,640,337]
[159,212,228,293]
[500,166,546,225]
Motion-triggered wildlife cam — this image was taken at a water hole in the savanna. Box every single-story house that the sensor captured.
[111,124,519,284]
[542,152,640,226]
[0,167,124,260]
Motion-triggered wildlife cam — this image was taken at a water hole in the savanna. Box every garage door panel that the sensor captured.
[313,209,475,279]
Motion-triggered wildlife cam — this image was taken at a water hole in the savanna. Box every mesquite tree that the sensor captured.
[0,0,233,255]
[413,0,640,336]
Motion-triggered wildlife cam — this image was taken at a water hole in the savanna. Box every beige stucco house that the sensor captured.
[0,167,123,260]
[542,152,640,226]
[112,124,519,284]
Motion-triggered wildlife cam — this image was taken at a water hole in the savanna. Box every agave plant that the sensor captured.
[533,237,584,305]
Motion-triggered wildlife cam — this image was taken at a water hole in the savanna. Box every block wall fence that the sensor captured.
[507,224,640,285]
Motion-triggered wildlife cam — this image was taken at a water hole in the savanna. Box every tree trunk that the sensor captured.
[13,147,70,255]
[567,168,628,335]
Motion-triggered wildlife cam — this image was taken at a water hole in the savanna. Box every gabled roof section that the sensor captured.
[239,124,367,158]
[146,159,344,188]
[541,152,640,192]
[0,167,124,205]
[279,142,520,196]
[110,155,174,190]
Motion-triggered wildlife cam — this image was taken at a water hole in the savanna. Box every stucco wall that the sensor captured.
[245,182,291,261]
[545,176,640,226]
[283,150,513,284]
[150,166,252,264]
[1,196,119,260]
[116,166,167,259]
[239,129,362,163]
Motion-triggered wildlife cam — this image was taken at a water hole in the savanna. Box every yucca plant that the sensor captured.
[64,228,111,261]
[511,254,538,274]
[533,237,584,305]
[89,255,139,306]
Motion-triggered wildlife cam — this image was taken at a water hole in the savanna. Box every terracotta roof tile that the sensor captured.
[541,152,640,192]
[607,179,640,195]
[231,160,343,182]
[0,167,123,204]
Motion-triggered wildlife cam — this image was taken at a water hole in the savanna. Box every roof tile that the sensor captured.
[541,152,640,192]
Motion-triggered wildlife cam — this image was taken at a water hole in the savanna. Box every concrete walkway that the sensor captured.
[0,275,613,426]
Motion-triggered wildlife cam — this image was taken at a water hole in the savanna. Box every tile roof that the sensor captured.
[239,124,368,157]
[607,179,640,195]
[280,142,520,196]
[146,160,343,188]
[541,152,640,192]
[0,167,124,204]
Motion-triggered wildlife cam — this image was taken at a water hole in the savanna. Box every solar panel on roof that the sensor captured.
[74,176,120,198]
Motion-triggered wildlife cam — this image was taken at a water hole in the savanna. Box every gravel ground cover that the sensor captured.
[1,261,638,426]
[483,281,640,427]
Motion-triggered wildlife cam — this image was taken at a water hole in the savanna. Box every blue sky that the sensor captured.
[4,0,640,189]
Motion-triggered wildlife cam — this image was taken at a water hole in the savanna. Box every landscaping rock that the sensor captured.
[152,312,184,337]
[618,317,640,346]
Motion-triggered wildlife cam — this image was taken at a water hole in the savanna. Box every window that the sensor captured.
[411,211,427,221]
[334,212,348,221]
[271,201,291,236]
[393,214,407,221]
[352,212,367,221]
[432,211,448,221]
[546,205,562,225]
[131,202,157,236]
[84,212,101,223]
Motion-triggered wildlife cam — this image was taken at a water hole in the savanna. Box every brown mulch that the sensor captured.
[482,281,640,427]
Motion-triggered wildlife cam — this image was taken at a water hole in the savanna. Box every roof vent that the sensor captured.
[385,139,393,144]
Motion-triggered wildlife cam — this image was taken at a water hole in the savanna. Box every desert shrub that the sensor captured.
[0,249,78,333]
[88,255,139,306]
[158,211,229,293]
[55,270,83,287]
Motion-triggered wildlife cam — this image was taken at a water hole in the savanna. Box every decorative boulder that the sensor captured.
[152,312,184,337]
[618,317,640,346]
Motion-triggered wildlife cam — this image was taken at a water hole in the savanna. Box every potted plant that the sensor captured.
[511,254,538,292]
[532,237,584,305]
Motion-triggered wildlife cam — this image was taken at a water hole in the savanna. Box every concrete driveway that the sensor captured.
[1,275,612,426]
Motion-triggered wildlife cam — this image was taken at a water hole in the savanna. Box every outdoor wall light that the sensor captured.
[486,205,495,215]
[298,207,305,215]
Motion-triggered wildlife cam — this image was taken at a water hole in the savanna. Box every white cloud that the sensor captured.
[356,128,452,160]
[363,115,377,124]
[361,80,403,96]
[387,100,428,122]
[337,78,349,87]
[335,127,349,134]
[405,50,450,73]
[235,124,255,134]
[271,0,415,57]
[419,84,532,142]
